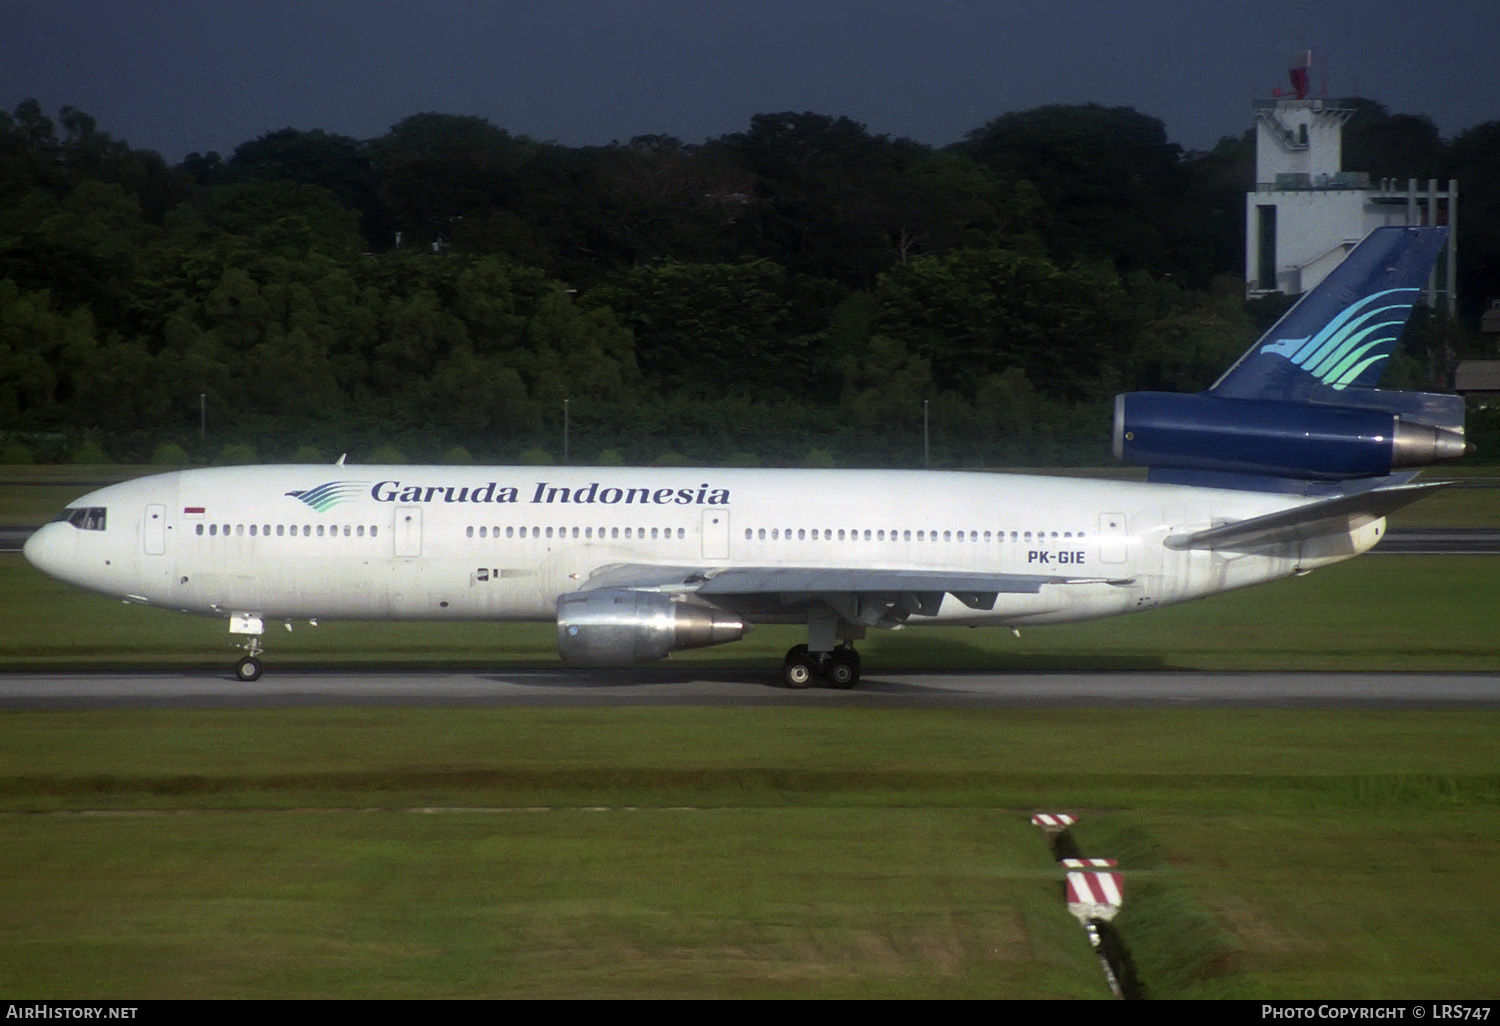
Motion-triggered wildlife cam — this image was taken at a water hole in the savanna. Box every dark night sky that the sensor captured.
[5,0,1496,162]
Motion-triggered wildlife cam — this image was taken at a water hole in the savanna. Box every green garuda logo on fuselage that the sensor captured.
[284,481,368,513]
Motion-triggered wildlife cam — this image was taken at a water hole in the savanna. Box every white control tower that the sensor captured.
[1246,50,1456,314]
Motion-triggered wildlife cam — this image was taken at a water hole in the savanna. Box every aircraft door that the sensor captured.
[701,508,730,560]
[144,504,167,555]
[394,506,422,557]
[1098,511,1128,564]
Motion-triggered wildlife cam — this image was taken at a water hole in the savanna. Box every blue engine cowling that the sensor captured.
[1113,392,1465,480]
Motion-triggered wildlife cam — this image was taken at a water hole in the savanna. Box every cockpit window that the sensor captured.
[54,507,107,531]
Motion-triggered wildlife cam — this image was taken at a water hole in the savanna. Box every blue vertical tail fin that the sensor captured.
[1113,226,1466,491]
[1210,226,1448,402]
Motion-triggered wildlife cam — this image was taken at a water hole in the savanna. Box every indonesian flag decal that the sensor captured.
[183,506,206,518]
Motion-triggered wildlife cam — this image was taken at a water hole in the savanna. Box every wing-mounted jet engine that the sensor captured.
[556,589,746,664]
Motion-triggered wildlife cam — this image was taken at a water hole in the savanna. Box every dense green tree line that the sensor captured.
[1,98,1495,467]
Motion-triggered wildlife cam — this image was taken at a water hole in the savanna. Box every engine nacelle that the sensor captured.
[556,589,747,665]
[1113,392,1466,480]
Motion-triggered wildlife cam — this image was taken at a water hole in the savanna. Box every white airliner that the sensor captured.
[23,228,1466,687]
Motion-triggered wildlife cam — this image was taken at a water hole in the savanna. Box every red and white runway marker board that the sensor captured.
[1066,871,1124,923]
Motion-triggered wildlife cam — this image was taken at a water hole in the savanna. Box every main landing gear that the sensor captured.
[781,643,861,689]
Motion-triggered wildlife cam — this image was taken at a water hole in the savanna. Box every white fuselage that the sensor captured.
[22,465,1381,631]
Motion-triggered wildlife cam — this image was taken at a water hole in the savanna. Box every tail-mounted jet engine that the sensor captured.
[556,589,746,664]
[1113,392,1467,480]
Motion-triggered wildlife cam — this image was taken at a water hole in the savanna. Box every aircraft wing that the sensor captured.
[577,563,1126,625]
[693,567,1082,596]
[1163,480,1449,551]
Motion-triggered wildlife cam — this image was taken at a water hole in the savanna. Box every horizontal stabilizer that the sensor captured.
[1164,481,1449,551]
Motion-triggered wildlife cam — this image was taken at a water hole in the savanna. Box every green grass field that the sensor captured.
[2,467,1498,998]
[1,707,1497,998]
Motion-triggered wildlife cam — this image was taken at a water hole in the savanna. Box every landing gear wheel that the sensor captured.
[782,645,817,689]
[826,647,861,689]
[235,656,263,682]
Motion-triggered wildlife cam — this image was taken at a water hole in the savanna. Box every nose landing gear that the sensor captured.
[229,613,265,682]
[235,651,263,682]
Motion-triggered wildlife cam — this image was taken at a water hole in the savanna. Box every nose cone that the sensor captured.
[22,523,70,582]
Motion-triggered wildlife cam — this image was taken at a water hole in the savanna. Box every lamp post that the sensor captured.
[923,399,930,469]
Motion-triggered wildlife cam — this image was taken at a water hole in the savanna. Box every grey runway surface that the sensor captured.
[3,667,1500,709]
